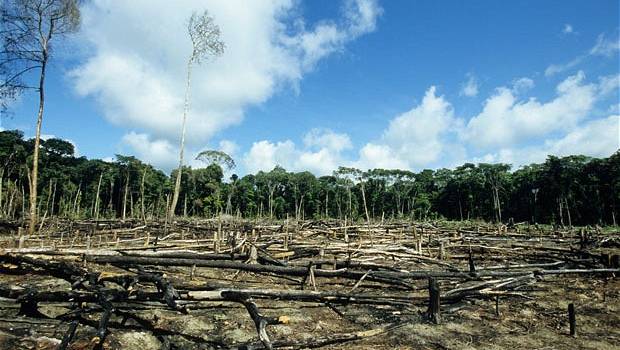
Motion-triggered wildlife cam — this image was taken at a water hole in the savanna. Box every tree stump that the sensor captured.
[426,277,441,324]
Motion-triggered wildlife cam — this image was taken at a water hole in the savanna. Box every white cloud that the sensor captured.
[349,71,614,171]
[465,71,596,149]
[544,115,619,157]
[243,129,352,175]
[545,56,584,77]
[243,70,616,174]
[546,32,619,76]
[590,33,620,57]
[351,86,463,170]
[478,115,620,167]
[381,87,459,166]
[218,139,239,157]
[71,0,381,169]
[460,74,479,97]
[121,132,179,171]
[512,77,535,93]
[356,143,408,169]
[562,24,574,34]
[598,73,620,96]
[303,128,353,152]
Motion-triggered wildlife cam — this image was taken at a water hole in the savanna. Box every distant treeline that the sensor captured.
[1,129,618,226]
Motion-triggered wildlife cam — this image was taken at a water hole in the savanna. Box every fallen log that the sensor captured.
[85,255,537,281]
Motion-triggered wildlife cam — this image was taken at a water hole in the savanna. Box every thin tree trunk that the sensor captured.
[268,184,275,220]
[122,172,129,221]
[169,58,194,220]
[94,173,103,221]
[347,187,352,219]
[0,170,3,218]
[130,191,134,219]
[325,190,329,218]
[7,182,16,219]
[361,181,370,223]
[50,180,56,217]
[44,180,52,219]
[565,197,572,228]
[22,185,26,220]
[140,168,146,223]
[73,184,81,218]
[496,188,502,223]
[336,192,342,220]
[28,51,48,235]
[558,197,564,227]
[226,192,232,216]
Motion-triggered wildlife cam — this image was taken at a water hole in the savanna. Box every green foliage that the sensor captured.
[195,149,235,170]
[0,129,618,225]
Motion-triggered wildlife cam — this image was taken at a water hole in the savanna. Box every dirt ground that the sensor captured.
[0,267,617,349]
[0,220,617,349]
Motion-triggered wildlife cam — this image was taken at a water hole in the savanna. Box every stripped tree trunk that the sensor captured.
[94,173,103,221]
[169,59,194,221]
[140,168,147,223]
[28,49,48,235]
[122,172,129,221]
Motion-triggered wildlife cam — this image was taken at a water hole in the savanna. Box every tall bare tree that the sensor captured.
[1,0,80,234]
[168,10,224,220]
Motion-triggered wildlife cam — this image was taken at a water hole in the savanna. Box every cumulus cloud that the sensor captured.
[303,128,353,152]
[350,86,464,170]
[119,63,616,175]
[356,143,408,169]
[544,115,619,157]
[380,87,460,166]
[238,68,617,174]
[121,132,179,171]
[465,71,596,149]
[476,115,620,167]
[562,24,574,34]
[243,129,352,175]
[343,71,614,171]
[71,0,381,169]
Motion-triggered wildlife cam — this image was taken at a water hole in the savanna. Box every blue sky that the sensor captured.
[2,0,619,175]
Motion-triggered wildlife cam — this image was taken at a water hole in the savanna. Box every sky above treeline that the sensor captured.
[2,0,619,175]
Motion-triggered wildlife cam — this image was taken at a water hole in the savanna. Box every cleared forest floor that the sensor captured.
[0,218,618,349]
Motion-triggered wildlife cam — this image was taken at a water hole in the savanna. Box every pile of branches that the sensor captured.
[0,218,617,349]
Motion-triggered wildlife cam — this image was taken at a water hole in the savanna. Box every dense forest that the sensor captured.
[0,129,618,226]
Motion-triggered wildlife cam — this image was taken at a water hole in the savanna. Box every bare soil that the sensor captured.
[0,219,617,349]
